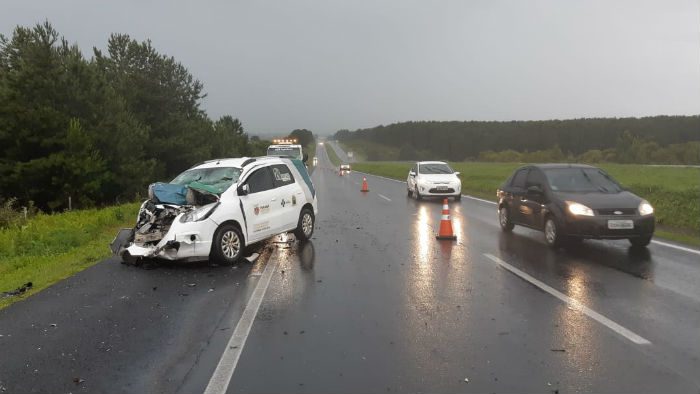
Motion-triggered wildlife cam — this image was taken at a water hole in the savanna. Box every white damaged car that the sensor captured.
[111,156,317,264]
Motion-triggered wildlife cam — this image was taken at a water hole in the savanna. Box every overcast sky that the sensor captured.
[2,0,699,136]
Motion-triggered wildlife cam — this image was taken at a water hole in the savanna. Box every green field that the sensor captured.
[0,202,140,309]
[352,161,700,246]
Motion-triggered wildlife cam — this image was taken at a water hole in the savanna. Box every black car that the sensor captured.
[497,164,655,248]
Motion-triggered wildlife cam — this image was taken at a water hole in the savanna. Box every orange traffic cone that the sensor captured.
[361,177,369,192]
[436,198,457,240]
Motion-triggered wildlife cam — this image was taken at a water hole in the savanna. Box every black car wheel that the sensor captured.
[294,208,315,242]
[415,189,422,200]
[211,223,244,264]
[498,206,514,232]
[544,216,563,248]
[454,194,461,201]
[629,235,652,248]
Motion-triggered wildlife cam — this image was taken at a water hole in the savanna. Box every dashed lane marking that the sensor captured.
[484,253,651,345]
[378,194,392,202]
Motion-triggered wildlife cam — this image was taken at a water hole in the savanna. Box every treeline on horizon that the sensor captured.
[0,22,270,213]
[333,117,700,164]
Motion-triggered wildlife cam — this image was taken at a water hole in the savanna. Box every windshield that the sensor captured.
[267,146,302,160]
[419,163,453,174]
[544,168,623,193]
[170,167,242,194]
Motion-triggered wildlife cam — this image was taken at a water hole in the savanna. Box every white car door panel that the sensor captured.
[240,167,278,242]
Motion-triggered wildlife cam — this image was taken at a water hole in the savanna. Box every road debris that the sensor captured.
[186,283,196,287]
[550,348,566,352]
[208,288,214,292]
[49,324,57,328]
[1,282,33,298]
[464,378,469,383]
[72,377,86,384]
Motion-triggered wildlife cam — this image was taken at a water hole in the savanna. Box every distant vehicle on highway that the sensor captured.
[497,164,655,248]
[313,157,318,166]
[112,157,318,265]
[339,164,351,175]
[267,139,307,162]
[407,161,462,201]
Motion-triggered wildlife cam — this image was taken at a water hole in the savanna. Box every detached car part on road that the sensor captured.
[407,161,462,201]
[111,157,317,265]
[497,164,655,248]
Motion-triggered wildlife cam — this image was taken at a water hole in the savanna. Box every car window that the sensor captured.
[525,169,546,188]
[511,168,529,189]
[271,164,295,187]
[418,163,453,174]
[544,168,623,193]
[246,167,275,193]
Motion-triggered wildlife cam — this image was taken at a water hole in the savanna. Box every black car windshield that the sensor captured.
[171,167,242,193]
[544,168,622,193]
[419,163,453,174]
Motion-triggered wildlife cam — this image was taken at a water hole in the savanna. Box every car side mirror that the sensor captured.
[527,185,543,195]
[238,184,250,196]
[303,153,309,163]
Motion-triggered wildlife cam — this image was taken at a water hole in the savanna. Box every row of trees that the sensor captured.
[0,22,269,211]
[334,117,700,164]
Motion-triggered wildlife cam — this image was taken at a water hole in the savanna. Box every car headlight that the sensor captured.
[566,201,594,216]
[180,203,220,223]
[638,200,654,216]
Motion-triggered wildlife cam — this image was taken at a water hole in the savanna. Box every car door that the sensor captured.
[239,166,278,242]
[521,168,547,229]
[270,163,300,232]
[508,168,530,224]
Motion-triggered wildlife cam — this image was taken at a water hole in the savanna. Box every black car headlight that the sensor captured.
[638,200,654,216]
[566,201,594,217]
[180,203,220,223]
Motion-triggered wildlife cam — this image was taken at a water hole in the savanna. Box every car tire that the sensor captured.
[407,188,412,197]
[211,223,245,265]
[294,208,315,242]
[454,194,461,201]
[629,235,652,248]
[498,206,514,232]
[544,216,564,248]
[415,190,422,200]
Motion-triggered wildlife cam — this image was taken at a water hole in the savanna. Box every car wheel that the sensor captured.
[407,188,412,197]
[415,189,422,200]
[629,235,652,248]
[454,194,461,201]
[211,223,244,264]
[294,208,315,242]
[544,216,563,248]
[498,206,514,232]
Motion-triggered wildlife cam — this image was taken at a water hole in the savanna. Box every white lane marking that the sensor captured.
[378,193,392,202]
[204,249,280,394]
[462,195,497,205]
[483,253,651,345]
[650,239,700,256]
[353,171,406,184]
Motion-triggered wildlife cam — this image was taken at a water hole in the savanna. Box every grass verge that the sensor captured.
[326,142,342,166]
[352,161,700,246]
[0,202,140,309]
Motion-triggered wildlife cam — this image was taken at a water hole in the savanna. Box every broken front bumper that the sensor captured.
[112,217,219,262]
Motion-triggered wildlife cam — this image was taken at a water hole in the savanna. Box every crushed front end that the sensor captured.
[110,183,221,263]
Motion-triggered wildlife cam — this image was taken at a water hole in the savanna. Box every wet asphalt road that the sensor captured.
[1,145,700,393]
